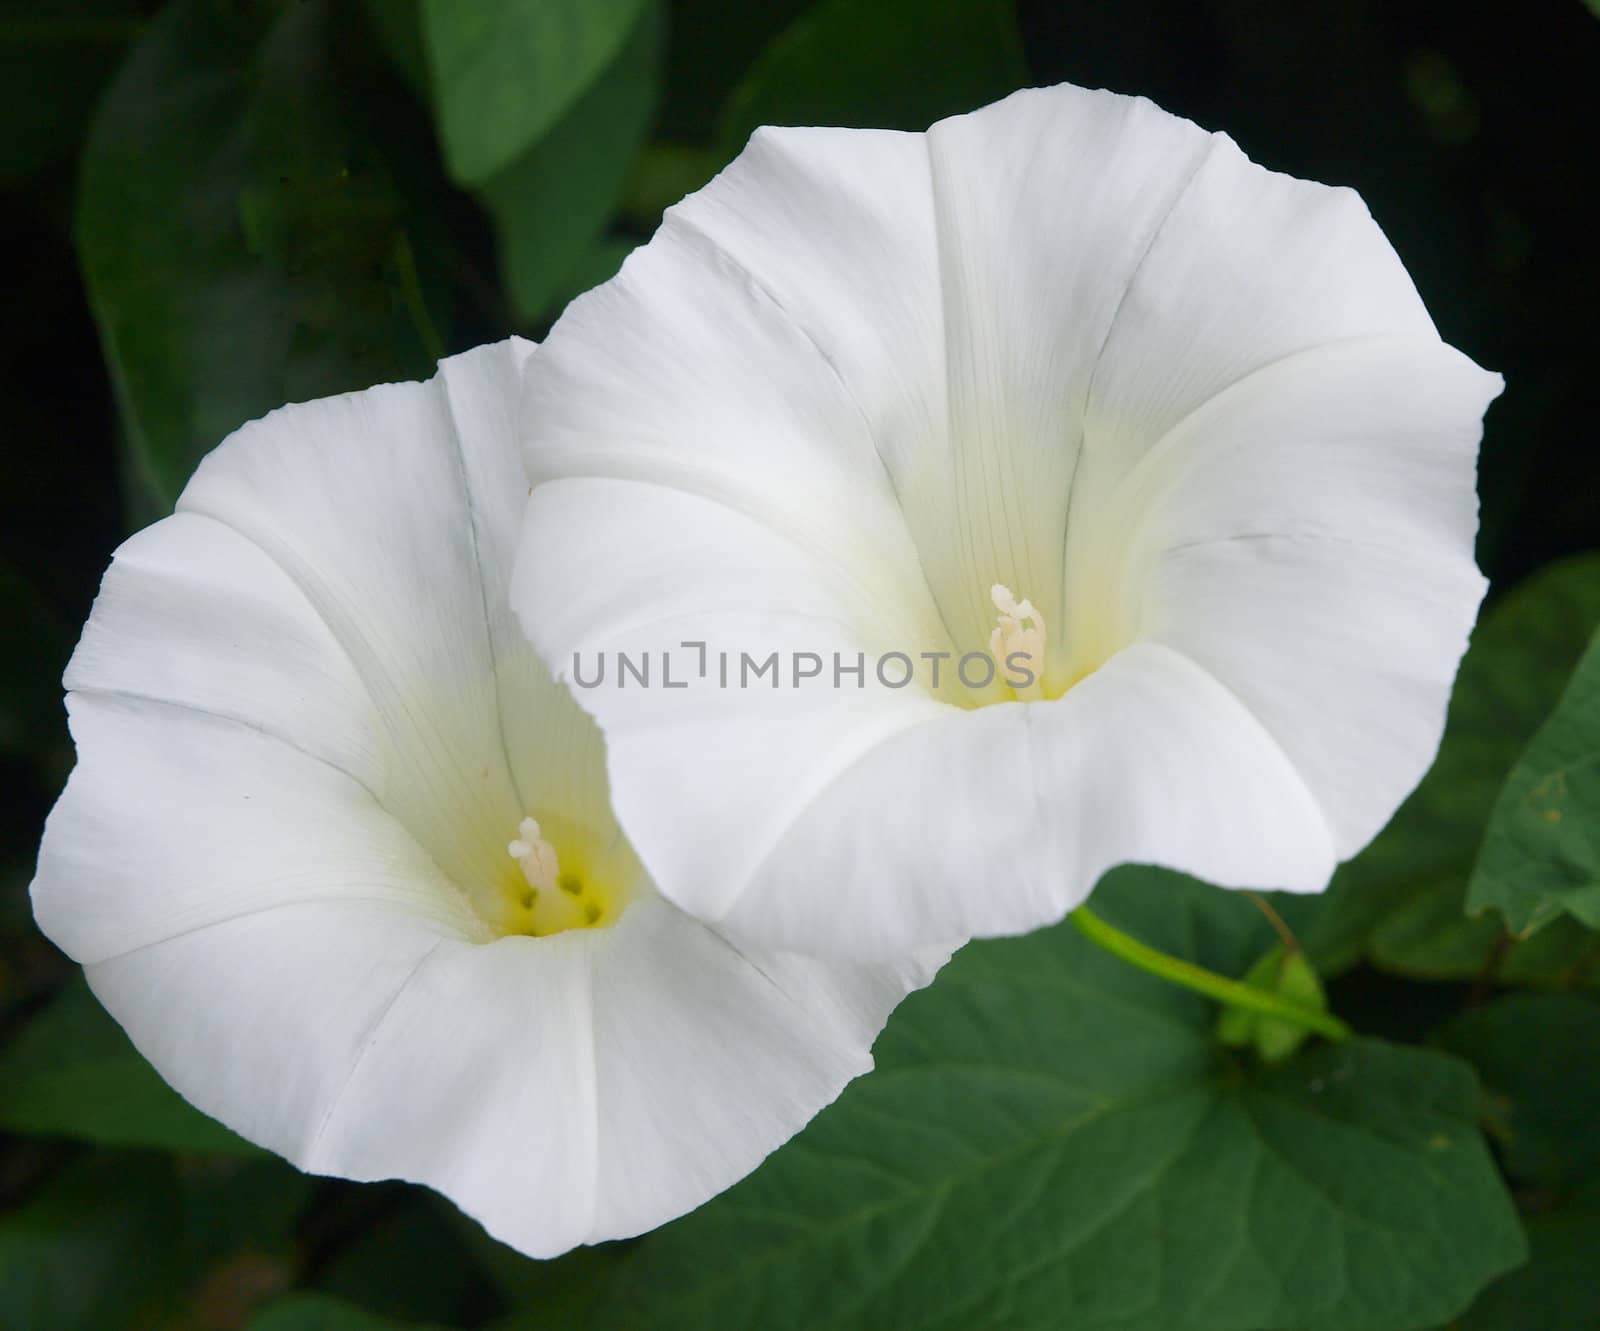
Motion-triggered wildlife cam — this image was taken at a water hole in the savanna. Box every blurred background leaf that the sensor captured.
[0,1152,184,1330]
[718,0,1025,152]
[474,1,663,322]
[0,559,70,773]
[1435,994,1600,1331]
[0,1148,310,1329]
[0,0,143,186]
[1450,1174,1600,1331]
[393,0,665,324]
[360,0,427,97]
[77,0,448,511]
[419,0,649,186]
[311,1194,500,1326]
[248,1293,453,1330]
[1469,622,1600,935]
[1436,993,1600,1189]
[0,974,253,1154]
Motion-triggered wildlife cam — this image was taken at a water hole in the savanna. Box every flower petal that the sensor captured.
[82,901,450,1161]
[519,125,950,656]
[516,83,1496,958]
[919,84,1209,649]
[513,476,949,925]
[61,511,380,780]
[922,85,1442,667]
[85,889,936,1256]
[1127,337,1499,854]
[518,474,1334,958]
[37,337,936,1257]
[165,338,541,892]
[42,663,935,1253]
[586,899,938,1240]
[33,691,485,965]
[1078,127,1438,463]
[716,642,1336,957]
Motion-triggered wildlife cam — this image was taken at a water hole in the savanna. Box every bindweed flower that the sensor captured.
[30,340,937,1257]
[511,83,1502,960]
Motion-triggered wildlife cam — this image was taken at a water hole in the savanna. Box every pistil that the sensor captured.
[989,583,1047,701]
[508,816,561,905]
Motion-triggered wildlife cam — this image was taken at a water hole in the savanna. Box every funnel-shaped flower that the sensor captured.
[30,339,936,1256]
[512,83,1500,960]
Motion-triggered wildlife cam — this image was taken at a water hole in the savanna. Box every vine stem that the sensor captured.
[1069,906,1353,1042]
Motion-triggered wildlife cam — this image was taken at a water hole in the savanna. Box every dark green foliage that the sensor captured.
[419,0,649,186]
[248,1294,454,1330]
[0,0,143,185]
[499,873,1524,1331]
[1471,625,1600,935]
[1436,995,1600,1330]
[718,0,1026,151]
[2,1,1598,1328]
[77,0,446,508]
[0,974,253,1154]
[475,2,664,321]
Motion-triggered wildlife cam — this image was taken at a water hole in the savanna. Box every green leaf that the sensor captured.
[510,870,1522,1331]
[1435,993,1600,1190]
[361,0,427,100]
[315,1194,499,1326]
[163,1156,313,1326]
[1469,623,1600,934]
[0,0,142,185]
[652,0,809,143]
[0,1150,312,1329]
[1298,554,1600,980]
[250,1293,452,1331]
[442,1191,630,1320]
[1433,995,1600,1330]
[0,1153,184,1330]
[479,1,662,322]
[0,973,254,1154]
[419,0,649,186]
[1456,1178,1600,1331]
[619,141,721,224]
[548,236,639,311]
[442,1126,657,1323]
[77,0,445,509]
[718,0,1026,152]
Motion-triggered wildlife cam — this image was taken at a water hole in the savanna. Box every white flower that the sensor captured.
[511,83,1501,960]
[29,339,937,1257]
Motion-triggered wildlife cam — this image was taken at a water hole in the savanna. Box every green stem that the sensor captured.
[1069,906,1352,1042]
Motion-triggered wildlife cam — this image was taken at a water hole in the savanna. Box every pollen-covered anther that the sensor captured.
[989,583,1046,701]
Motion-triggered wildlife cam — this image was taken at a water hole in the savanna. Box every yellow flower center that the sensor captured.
[500,814,628,938]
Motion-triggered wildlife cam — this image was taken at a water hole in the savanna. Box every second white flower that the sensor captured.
[512,82,1501,959]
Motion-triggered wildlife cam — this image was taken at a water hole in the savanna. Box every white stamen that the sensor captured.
[508,816,561,896]
[989,583,1046,701]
